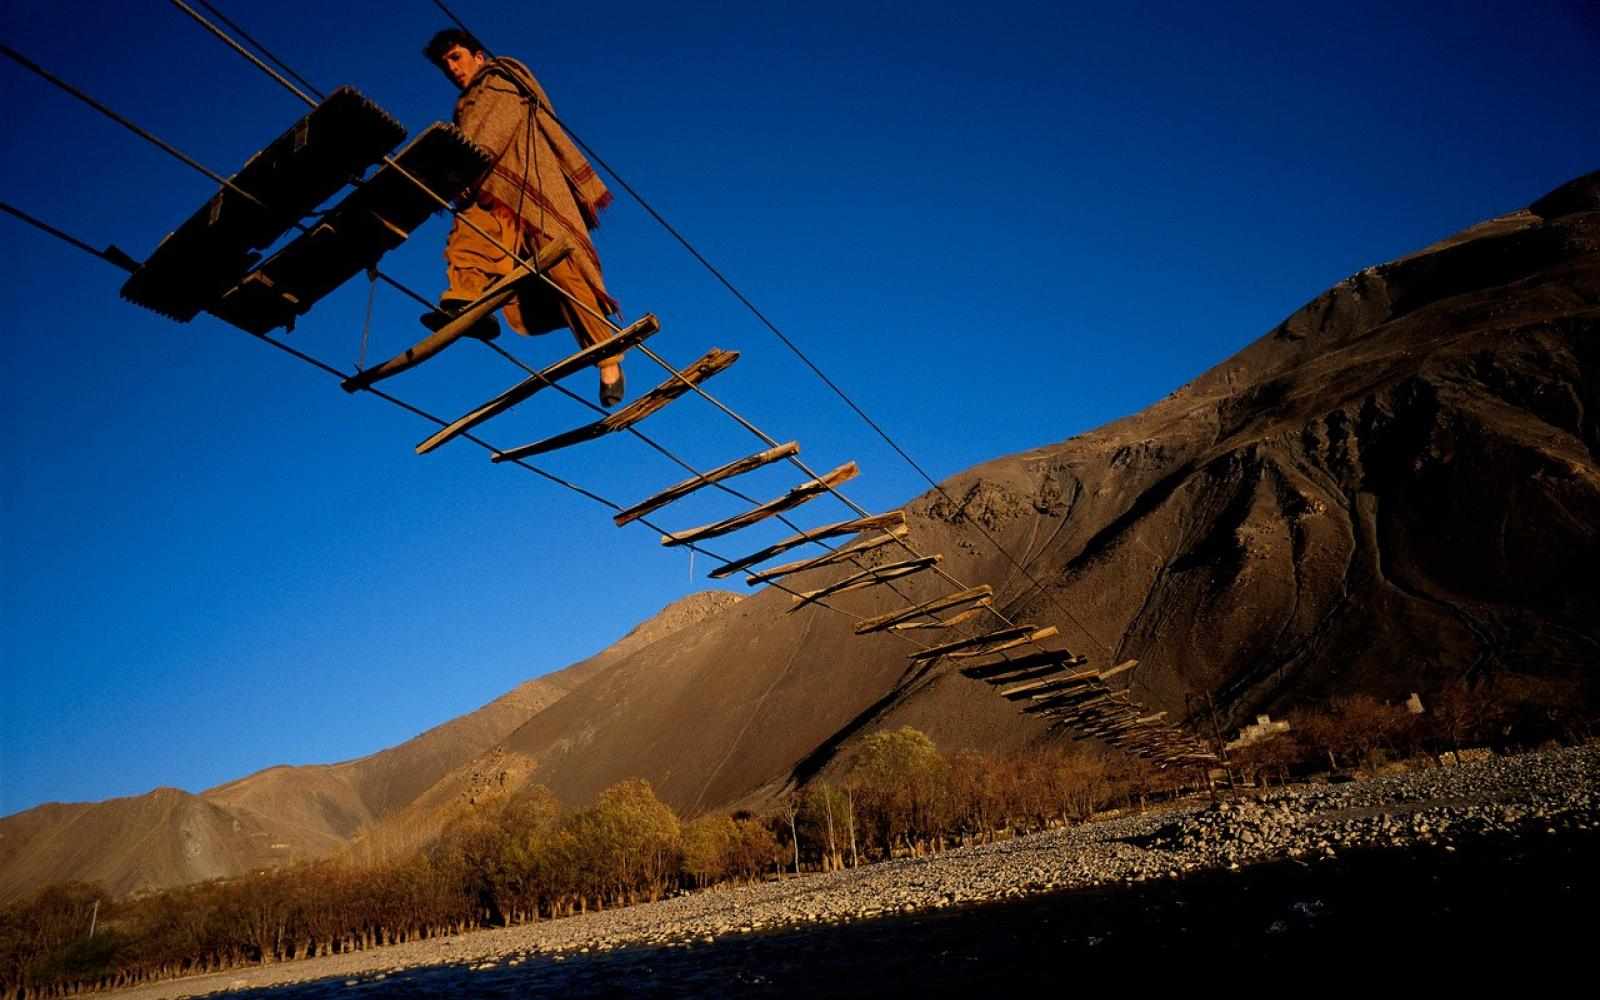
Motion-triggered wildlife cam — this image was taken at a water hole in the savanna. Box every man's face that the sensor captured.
[442,45,486,89]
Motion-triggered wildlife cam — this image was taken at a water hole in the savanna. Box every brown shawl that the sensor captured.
[454,56,615,311]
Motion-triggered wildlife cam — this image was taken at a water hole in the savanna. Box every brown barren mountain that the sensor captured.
[0,591,742,901]
[479,171,1599,813]
[7,172,1598,900]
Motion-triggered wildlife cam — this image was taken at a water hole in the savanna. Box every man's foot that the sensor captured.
[421,299,500,342]
[600,369,625,408]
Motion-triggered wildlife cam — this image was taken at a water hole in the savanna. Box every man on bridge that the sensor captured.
[424,28,626,407]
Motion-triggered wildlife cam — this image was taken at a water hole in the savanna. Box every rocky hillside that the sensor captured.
[480,170,1598,813]
[6,170,1596,900]
[0,591,743,901]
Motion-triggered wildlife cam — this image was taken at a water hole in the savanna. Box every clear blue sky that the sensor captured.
[2,0,1595,816]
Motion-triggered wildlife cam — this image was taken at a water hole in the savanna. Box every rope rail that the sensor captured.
[2,11,1219,761]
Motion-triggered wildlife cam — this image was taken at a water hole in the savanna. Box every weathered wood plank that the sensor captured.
[123,87,408,324]
[1026,691,1119,714]
[615,442,798,527]
[661,463,859,548]
[216,124,493,336]
[946,625,1060,660]
[887,607,987,632]
[1099,659,1139,682]
[957,649,1086,680]
[997,669,1098,700]
[970,662,1068,687]
[493,348,737,461]
[415,314,660,454]
[910,624,1053,663]
[344,240,573,393]
[853,585,993,635]
[745,525,911,585]
[786,556,941,612]
[706,511,905,579]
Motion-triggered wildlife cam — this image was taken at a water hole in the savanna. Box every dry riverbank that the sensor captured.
[109,744,1598,998]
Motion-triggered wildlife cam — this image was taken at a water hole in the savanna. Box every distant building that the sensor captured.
[1225,713,1291,751]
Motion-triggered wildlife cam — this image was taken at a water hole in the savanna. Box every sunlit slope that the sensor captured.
[0,591,743,900]
[492,171,1599,812]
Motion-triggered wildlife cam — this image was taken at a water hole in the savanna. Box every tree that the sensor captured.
[728,817,782,882]
[846,727,943,858]
[1490,674,1587,747]
[801,782,849,870]
[680,815,738,888]
[493,786,563,923]
[590,779,681,904]
[942,749,1004,843]
[1291,695,1410,774]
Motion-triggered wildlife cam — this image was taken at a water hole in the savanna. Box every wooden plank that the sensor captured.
[616,442,799,527]
[745,525,911,585]
[970,662,1067,687]
[957,649,1086,680]
[910,624,1052,663]
[661,463,859,547]
[1085,711,1143,731]
[947,626,1060,660]
[706,511,905,579]
[342,240,573,393]
[887,607,986,632]
[853,585,993,635]
[415,314,660,454]
[1026,691,1118,714]
[997,668,1098,700]
[122,87,406,323]
[213,123,491,335]
[1099,659,1139,682]
[493,348,738,461]
[786,556,941,612]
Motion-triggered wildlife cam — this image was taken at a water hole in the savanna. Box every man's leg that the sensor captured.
[545,256,625,403]
[442,204,524,336]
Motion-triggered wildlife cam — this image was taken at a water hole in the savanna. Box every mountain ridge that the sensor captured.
[5,169,1595,899]
[0,590,744,901]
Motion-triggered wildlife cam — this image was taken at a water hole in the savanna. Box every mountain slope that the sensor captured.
[0,591,743,901]
[7,170,1596,898]
[484,170,1599,814]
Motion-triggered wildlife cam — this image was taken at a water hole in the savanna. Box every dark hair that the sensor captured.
[423,28,486,69]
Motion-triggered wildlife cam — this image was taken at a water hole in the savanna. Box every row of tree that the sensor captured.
[1233,674,1592,785]
[0,735,1181,998]
[4,674,1591,998]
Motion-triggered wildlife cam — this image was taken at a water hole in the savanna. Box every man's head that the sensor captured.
[424,28,488,89]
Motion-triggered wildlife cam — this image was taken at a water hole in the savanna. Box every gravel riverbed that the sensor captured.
[113,743,1598,998]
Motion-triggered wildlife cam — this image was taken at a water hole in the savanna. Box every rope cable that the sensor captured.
[0,202,898,631]
[11,36,1237,772]
[192,0,326,100]
[0,41,958,657]
[163,6,1007,647]
[415,2,1115,657]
